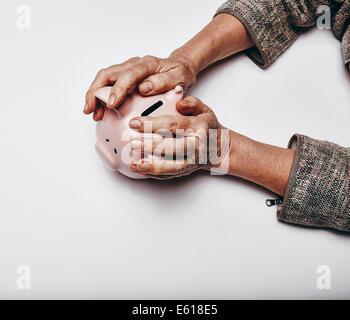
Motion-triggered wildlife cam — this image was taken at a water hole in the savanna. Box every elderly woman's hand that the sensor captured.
[84,55,197,121]
[127,96,230,179]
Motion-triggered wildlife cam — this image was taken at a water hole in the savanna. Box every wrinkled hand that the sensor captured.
[84,55,197,121]
[127,97,230,179]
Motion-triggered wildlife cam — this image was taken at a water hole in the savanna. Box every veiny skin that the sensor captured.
[84,14,253,120]
[127,96,295,196]
[128,96,228,179]
[84,13,348,195]
[84,55,197,121]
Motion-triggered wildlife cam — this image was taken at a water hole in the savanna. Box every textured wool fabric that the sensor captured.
[215,0,350,68]
[214,1,349,231]
[277,135,350,232]
[343,25,350,65]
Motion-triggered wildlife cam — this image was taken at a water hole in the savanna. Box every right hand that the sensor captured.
[128,96,230,179]
[84,55,197,121]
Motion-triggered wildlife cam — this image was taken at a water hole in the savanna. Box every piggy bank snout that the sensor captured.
[95,141,119,171]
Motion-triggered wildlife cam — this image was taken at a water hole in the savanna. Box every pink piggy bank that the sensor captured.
[95,86,183,179]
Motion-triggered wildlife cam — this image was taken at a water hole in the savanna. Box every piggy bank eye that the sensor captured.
[141,100,163,116]
[114,148,117,155]
[105,138,110,142]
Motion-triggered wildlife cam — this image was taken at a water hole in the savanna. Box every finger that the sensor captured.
[85,69,115,114]
[176,96,212,116]
[146,164,198,179]
[135,170,194,180]
[177,96,219,128]
[130,135,163,155]
[129,115,194,134]
[107,56,160,108]
[138,68,181,96]
[84,57,141,113]
[93,104,104,121]
[129,156,197,176]
[131,136,197,158]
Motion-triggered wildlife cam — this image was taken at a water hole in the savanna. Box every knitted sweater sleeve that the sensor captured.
[276,135,350,232]
[215,0,350,68]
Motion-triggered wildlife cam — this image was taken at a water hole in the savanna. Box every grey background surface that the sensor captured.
[0,0,350,299]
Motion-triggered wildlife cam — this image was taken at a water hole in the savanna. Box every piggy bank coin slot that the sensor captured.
[141,100,163,116]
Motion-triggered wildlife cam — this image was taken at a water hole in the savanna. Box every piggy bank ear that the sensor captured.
[95,86,122,118]
[165,85,183,100]
[95,86,112,104]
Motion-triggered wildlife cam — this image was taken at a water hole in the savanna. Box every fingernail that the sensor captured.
[84,103,89,112]
[129,119,141,129]
[183,107,195,114]
[131,139,142,149]
[108,95,116,106]
[174,85,183,93]
[138,163,151,171]
[139,81,152,93]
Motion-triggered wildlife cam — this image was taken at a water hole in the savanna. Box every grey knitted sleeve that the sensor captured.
[215,0,299,68]
[342,25,350,66]
[215,0,350,68]
[277,134,350,232]
[332,1,350,67]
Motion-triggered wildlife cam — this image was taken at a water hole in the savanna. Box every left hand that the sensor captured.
[127,96,230,179]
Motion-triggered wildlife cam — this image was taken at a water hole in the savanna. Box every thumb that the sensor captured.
[176,96,212,116]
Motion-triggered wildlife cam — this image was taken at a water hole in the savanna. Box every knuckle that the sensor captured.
[96,68,107,78]
[170,120,179,132]
[181,117,191,129]
[201,121,209,131]
[178,64,190,77]
[197,127,208,139]
[152,73,164,85]
[184,126,196,136]
[194,118,208,130]
[127,56,141,63]
[120,69,134,80]
[142,55,158,65]
[109,85,118,95]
